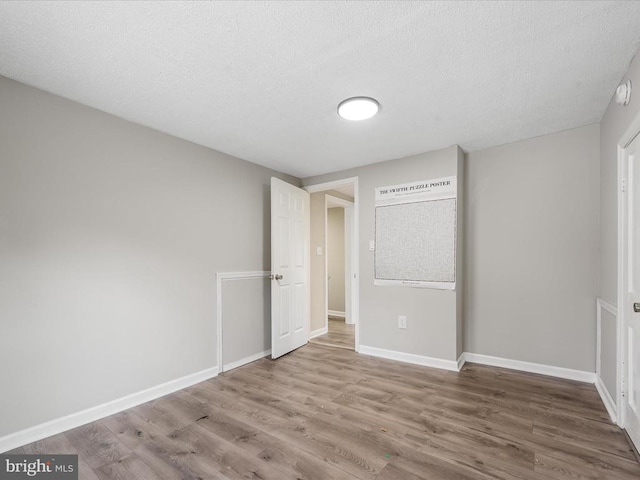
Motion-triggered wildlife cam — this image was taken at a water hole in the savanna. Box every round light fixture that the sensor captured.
[615,80,632,106]
[337,96,379,121]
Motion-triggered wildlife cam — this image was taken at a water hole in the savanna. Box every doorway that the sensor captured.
[304,177,359,351]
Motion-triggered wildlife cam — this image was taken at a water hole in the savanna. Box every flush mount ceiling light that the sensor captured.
[337,96,379,121]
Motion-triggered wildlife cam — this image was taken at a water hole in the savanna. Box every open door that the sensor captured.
[622,133,640,451]
[271,177,310,359]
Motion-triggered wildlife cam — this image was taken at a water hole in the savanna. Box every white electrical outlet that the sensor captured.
[316,246,323,256]
[398,315,407,329]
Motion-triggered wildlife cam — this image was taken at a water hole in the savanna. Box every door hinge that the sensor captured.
[622,178,627,192]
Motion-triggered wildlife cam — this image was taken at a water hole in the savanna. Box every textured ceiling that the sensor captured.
[1,1,639,178]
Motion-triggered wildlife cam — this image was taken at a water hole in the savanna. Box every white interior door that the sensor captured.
[623,134,640,450]
[271,177,309,359]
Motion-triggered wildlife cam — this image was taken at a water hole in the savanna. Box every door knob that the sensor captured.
[634,303,640,313]
[270,274,283,281]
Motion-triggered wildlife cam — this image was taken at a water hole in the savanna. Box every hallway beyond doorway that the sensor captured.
[309,316,354,350]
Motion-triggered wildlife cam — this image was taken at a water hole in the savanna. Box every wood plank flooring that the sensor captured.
[8,343,640,480]
[310,316,355,349]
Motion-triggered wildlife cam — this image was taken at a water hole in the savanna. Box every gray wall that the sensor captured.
[599,51,640,305]
[464,125,600,371]
[327,207,345,313]
[309,192,326,332]
[221,277,271,368]
[325,189,354,203]
[0,76,297,438]
[304,146,463,361]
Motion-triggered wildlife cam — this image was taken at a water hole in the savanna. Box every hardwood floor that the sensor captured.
[310,316,355,350]
[8,343,640,479]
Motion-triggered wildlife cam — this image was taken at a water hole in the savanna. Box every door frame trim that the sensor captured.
[617,109,640,428]
[305,177,360,351]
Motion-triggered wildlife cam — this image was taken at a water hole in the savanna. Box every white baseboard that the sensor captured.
[328,310,346,318]
[359,345,460,372]
[310,326,328,339]
[595,375,618,423]
[461,353,595,383]
[223,350,271,373]
[457,353,466,371]
[0,347,605,454]
[0,366,219,454]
